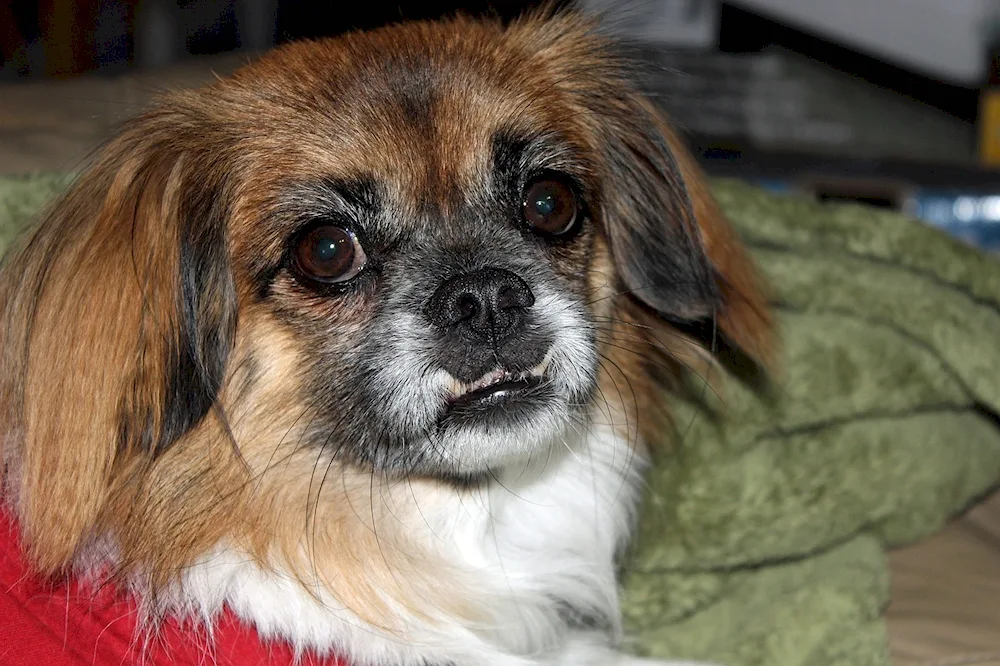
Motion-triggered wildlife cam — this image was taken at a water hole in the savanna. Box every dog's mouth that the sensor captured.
[443,354,552,417]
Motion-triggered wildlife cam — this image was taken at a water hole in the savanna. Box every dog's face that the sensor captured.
[245,72,607,478]
[0,14,771,591]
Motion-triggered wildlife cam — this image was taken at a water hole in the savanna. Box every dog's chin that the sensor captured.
[427,388,574,478]
[394,364,585,479]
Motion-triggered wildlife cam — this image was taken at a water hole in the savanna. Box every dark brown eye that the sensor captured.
[293,224,367,283]
[522,176,579,235]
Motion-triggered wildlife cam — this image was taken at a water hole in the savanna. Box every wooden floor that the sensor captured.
[887,490,1000,666]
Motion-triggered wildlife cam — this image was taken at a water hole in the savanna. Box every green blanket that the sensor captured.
[3,174,1000,666]
[622,181,1000,665]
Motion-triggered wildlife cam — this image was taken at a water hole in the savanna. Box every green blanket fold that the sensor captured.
[3,174,999,666]
[621,180,1000,666]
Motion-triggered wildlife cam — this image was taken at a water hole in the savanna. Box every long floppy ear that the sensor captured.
[601,96,774,371]
[0,110,237,573]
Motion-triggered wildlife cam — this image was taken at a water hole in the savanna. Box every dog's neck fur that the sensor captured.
[164,403,647,666]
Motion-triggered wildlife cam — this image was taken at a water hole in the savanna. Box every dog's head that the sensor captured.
[0,13,770,593]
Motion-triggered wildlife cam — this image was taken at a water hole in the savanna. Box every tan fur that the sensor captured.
[97,311,484,628]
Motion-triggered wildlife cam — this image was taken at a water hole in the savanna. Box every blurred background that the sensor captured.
[2,0,1000,251]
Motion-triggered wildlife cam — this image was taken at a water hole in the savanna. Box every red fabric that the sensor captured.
[0,507,348,666]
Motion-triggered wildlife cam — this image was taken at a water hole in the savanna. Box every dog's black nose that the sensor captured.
[426,267,535,342]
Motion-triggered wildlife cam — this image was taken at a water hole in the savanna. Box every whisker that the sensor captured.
[594,355,643,502]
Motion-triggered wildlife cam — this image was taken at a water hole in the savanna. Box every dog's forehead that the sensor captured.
[324,65,558,204]
[238,32,591,222]
[334,58,523,203]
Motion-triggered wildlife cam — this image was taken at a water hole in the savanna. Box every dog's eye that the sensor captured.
[522,176,579,236]
[293,224,367,283]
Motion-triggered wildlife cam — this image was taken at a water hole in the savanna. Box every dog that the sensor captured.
[0,10,771,666]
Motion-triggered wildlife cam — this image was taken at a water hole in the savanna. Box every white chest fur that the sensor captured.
[175,420,675,666]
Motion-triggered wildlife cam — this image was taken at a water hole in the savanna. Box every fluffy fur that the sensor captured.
[0,10,771,666]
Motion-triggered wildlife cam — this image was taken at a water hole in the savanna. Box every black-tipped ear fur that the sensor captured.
[118,153,238,460]
[601,103,721,322]
[600,97,773,368]
[0,109,238,570]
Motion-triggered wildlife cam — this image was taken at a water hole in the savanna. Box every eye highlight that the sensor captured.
[292,223,367,284]
[521,175,579,236]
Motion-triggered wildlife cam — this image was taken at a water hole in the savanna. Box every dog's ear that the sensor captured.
[0,109,237,572]
[600,97,773,370]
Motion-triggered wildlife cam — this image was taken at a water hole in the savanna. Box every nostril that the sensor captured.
[497,280,534,311]
[456,293,478,321]
[496,285,519,311]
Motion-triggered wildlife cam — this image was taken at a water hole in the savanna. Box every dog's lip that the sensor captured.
[445,351,552,402]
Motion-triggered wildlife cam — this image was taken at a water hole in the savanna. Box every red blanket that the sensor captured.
[0,507,346,666]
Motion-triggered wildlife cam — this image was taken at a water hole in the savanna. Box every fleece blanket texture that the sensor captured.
[2,174,999,666]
